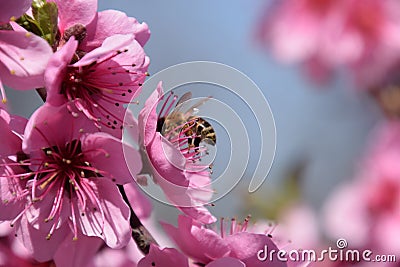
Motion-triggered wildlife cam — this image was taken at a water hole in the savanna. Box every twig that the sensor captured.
[117,184,158,254]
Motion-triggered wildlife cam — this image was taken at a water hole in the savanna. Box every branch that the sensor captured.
[35,87,47,102]
[117,184,158,254]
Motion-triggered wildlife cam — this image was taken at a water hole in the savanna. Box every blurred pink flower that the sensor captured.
[259,0,400,88]
[0,30,53,103]
[323,121,400,261]
[161,215,286,267]
[0,0,31,23]
[134,82,216,224]
[0,104,143,264]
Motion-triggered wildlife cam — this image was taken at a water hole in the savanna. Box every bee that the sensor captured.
[157,92,216,150]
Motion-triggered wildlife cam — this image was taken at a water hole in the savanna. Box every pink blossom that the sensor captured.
[0,30,53,103]
[41,0,150,136]
[82,9,150,50]
[53,0,150,51]
[323,121,400,259]
[45,34,149,137]
[259,0,400,88]
[0,0,31,23]
[134,82,216,224]
[137,244,189,267]
[0,104,143,263]
[161,215,286,267]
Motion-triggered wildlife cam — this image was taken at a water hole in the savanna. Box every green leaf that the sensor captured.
[16,14,44,38]
[32,1,58,46]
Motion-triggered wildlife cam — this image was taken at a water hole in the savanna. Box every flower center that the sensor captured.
[3,138,109,241]
[60,49,147,131]
[156,92,216,164]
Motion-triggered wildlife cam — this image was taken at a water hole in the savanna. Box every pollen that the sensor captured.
[25,32,32,38]
[2,98,7,104]
[10,70,16,75]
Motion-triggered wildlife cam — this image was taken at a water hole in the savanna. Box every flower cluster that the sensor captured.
[258,0,400,89]
[0,1,303,267]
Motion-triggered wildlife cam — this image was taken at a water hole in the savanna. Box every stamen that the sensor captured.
[220,217,225,238]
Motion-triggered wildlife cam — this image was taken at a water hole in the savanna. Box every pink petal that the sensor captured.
[137,244,189,267]
[23,103,98,154]
[54,0,97,32]
[161,215,230,264]
[178,206,216,225]
[81,132,140,185]
[225,232,286,267]
[0,0,31,23]
[24,187,69,233]
[0,162,26,220]
[93,247,139,267]
[147,134,187,186]
[0,31,53,90]
[15,215,69,262]
[77,178,131,249]
[53,232,103,267]
[45,37,78,106]
[9,114,28,136]
[125,109,139,144]
[72,34,135,67]
[83,10,150,50]
[139,82,164,146]
[124,181,152,220]
[206,257,246,267]
[0,110,22,157]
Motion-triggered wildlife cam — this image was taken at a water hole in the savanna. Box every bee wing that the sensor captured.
[165,92,193,120]
[168,93,211,120]
[176,92,192,107]
[183,96,212,117]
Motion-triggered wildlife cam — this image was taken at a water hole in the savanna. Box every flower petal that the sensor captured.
[0,109,22,157]
[161,215,230,264]
[45,37,78,106]
[0,162,26,220]
[83,10,150,50]
[81,132,140,184]
[139,82,163,146]
[23,103,98,154]
[77,178,131,249]
[53,232,103,267]
[225,232,286,267]
[124,181,152,220]
[0,0,31,23]
[0,30,52,90]
[206,257,246,267]
[137,244,189,267]
[54,0,97,32]
[15,215,69,262]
